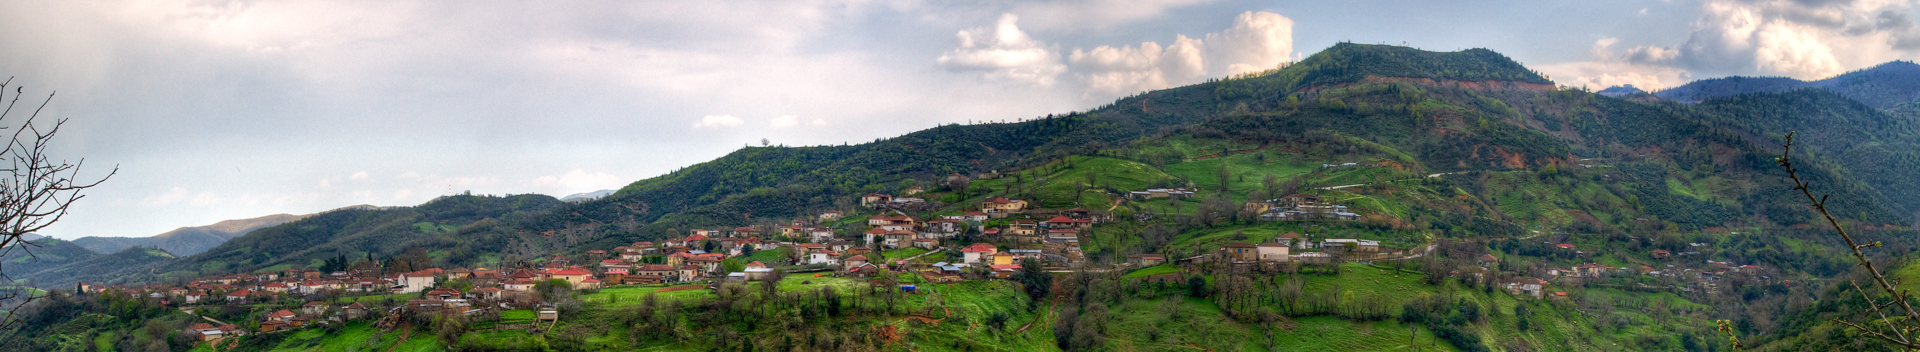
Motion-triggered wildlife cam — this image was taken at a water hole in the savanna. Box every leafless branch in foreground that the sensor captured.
[0,78,117,330]
[1761,131,1920,351]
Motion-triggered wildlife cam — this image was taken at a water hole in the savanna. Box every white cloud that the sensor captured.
[1536,60,1692,91]
[936,14,1068,86]
[1204,11,1296,76]
[530,169,624,194]
[1610,0,1920,79]
[693,114,745,128]
[1066,11,1294,97]
[811,118,827,126]
[770,115,799,128]
[349,171,371,181]
[1010,0,1215,32]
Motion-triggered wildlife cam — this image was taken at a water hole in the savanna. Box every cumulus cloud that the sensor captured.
[1065,11,1294,97]
[349,171,371,181]
[693,114,745,128]
[1541,38,1693,90]
[936,14,1068,86]
[1613,0,1920,79]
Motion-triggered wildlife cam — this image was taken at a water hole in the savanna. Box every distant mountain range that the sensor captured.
[560,189,616,203]
[1655,61,1920,108]
[71,213,309,256]
[1595,84,1645,97]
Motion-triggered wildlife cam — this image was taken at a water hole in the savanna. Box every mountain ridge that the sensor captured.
[71,213,308,256]
[1655,60,1920,108]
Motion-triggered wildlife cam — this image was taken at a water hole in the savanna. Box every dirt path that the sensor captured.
[1013,281,1062,334]
[383,323,411,352]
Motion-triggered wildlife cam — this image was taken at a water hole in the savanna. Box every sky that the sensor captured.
[2,0,1917,240]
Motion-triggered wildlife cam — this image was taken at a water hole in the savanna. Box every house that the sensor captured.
[504,278,535,292]
[471,287,504,301]
[626,275,667,285]
[637,264,678,281]
[980,197,1028,216]
[1126,254,1165,267]
[961,243,998,264]
[262,282,290,294]
[1008,219,1039,236]
[988,264,1022,279]
[267,309,296,322]
[578,277,603,290]
[1504,277,1548,299]
[396,271,438,294]
[807,248,841,265]
[343,302,369,320]
[884,230,914,249]
[1275,232,1307,247]
[911,238,939,250]
[960,211,989,222]
[549,269,594,289]
[745,261,767,269]
[599,259,632,271]
[301,301,329,316]
[425,288,462,300]
[844,255,869,269]
[743,267,776,281]
[1221,242,1258,262]
[1555,243,1576,251]
[819,210,843,222]
[847,262,881,277]
[1574,263,1610,277]
[677,265,703,281]
[1043,215,1093,230]
[1009,249,1043,261]
[1320,239,1379,253]
[809,227,837,243]
[827,239,853,252]
[1477,254,1500,267]
[1256,242,1290,262]
[991,252,1016,266]
[1651,249,1671,259]
[225,289,254,302]
[861,193,894,207]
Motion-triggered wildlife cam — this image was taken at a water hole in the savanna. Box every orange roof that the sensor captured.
[550,269,591,276]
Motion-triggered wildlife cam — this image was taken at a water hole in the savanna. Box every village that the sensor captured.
[66,183,1770,346]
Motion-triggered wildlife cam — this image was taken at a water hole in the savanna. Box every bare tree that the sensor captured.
[0,78,116,329]
[1741,132,1918,350]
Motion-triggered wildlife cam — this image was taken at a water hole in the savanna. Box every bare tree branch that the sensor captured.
[0,78,116,330]
[1772,131,1920,350]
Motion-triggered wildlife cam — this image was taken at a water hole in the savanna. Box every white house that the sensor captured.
[396,271,437,294]
[1256,242,1290,262]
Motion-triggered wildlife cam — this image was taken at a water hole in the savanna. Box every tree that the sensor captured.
[1215,163,1231,194]
[1186,275,1209,297]
[1013,258,1051,310]
[0,80,116,329]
